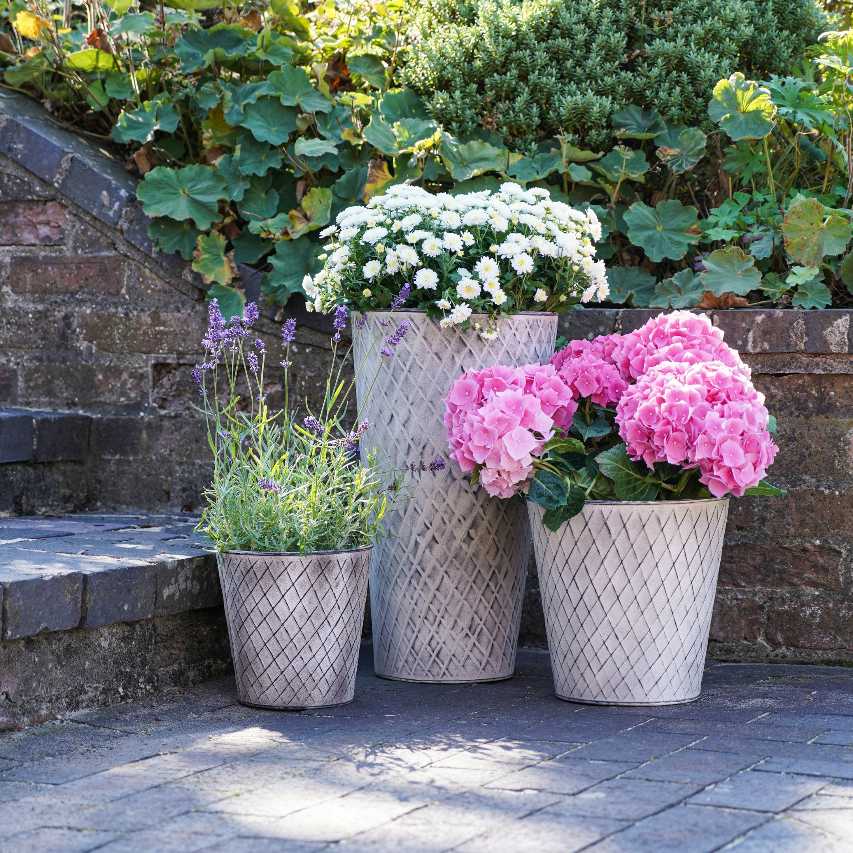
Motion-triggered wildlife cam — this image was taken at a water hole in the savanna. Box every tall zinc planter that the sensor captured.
[529,499,730,705]
[218,548,371,709]
[352,310,558,683]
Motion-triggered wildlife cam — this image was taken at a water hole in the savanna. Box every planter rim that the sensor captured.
[220,544,373,557]
[528,497,729,508]
[352,309,556,318]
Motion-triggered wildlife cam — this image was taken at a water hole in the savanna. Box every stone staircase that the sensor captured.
[0,513,227,729]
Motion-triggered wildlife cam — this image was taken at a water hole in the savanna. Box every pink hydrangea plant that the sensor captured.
[444,364,576,498]
[616,361,778,497]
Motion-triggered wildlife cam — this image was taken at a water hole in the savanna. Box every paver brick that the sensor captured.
[689,769,826,812]
[487,757,636,795]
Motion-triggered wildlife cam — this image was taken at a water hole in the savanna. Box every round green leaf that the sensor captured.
[263,237,322,302]
[239,98,298,145]
[294,137,339,158]
[347,54,386,89]
[839,252,853,294]
[590,146,649,184]
[708,73,776,141]
[507,151,562,183]
[623,200,700,262]
[148,219,200,260]
[699,246,762,296]
[265,66,332,114]
[439,135,509,182]
[651,269,705,308]
[791,275,832,309]
[192,232,233,286]
[654,126,707,173]
[66,49,118,72]
[612,106,666,140]
[206,283,245,322]
[783,197,852,267]
[605,266,656,307]
[137,165,228,230]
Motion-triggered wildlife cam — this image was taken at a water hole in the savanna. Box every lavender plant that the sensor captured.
[194,301,391,554]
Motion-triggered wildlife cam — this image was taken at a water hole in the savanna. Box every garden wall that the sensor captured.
[0,91,328,515]
[518,308,853,665]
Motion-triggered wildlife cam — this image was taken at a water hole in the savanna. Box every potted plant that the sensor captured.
[445,311,781,705]
[304,182,609,684]
[193,301,390,710]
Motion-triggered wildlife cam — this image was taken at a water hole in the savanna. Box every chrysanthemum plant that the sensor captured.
[305,182,609,339]
[194,301,395,553]
[445,312,783,530]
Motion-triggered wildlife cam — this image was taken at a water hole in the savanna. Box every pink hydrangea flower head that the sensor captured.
[616,360,777,497]
[522,363,578,429]
[614,311,749,382]
[555,350,628,408]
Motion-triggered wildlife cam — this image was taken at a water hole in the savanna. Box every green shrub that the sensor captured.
[402,0,825,151]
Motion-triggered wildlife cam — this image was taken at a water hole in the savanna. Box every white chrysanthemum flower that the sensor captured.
[385,251,400,274]
[475,257,499,280]
[406,229,431,244]
[461,231,475,246]
[396,245,420,266]
[479,327,499,341]
[596,279,610,300]
[439,316,453,329]
[362,288,372,297]
[489,214,509,232]
[586,208,603,242]
[361,226,388,245]
[449,303,472,324]
[481,277,500,295]
[511,253,534,275]
[456,278,481,300]
[534,288,548,303]
[491,289,508,306]
[400,213,422,231]
[415,268,439,290]
[319,224,338,238]
[363,260,381,279]
[462,209,488,227]
[500,182,524,197]
[443,232,464,253]
[302,274,319,299]
[439,210,462,229]
[339,226,358,241]
[580,284,598,303]
[436,298,451,310]
[330,246,349,266]
[421,237,443,258]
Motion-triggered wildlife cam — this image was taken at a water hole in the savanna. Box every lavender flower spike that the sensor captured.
[281,318,297,344]
[303,415,322,434]
[243,302,260,326]
[332,305,348,343]
[381,320,411,356]
[258,477,281,493]
[389,282,411,312]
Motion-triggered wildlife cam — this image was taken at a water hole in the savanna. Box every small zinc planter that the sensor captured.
[529,498,730,706]
[217,547,371,709]
[352,310,557,684]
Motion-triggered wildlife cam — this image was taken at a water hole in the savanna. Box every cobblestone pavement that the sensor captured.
[1,651,852,852]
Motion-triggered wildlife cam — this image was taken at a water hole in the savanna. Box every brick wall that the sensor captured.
[0,91,331,514]
[547,308,853,665]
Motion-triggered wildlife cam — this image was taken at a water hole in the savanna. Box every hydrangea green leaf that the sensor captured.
[605,266,656,306]
[192,232,233,286]
[612,106,666,140]
[148,218,200,260]
[708,73,776,140]
[137,165,227,230]
[654,126,707,173]
[572,410,612,442]
[239,98,298,145]
[591,146,649,183]
[528,470,568,509]
[651,269,705,308]
[744,480,785,497]
[542,486,586,531]
[594,444,659,501]
[623,200,700,262]
[507,151,562,183]
[348,54,386,89]
[439,135,509,182]
[112,100,179,144]
[783,197,852,266]
[265,66,331,113]
[699,245,762,295]
[263,238,322,302]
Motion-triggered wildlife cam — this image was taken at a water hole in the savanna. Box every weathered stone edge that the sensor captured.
[0,550,219,641]
[560,308,853,355]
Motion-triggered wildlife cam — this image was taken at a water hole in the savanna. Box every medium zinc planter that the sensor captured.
[217,547,370,709]
[529,499,729,705]
[352,310,557,683]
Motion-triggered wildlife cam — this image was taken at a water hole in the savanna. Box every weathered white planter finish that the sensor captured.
[217,548,370,709]
[529,499,730,705]
[352,310,557,683]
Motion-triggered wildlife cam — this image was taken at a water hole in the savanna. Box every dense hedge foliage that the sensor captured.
[403,0,825,151]
[0,0,850,311]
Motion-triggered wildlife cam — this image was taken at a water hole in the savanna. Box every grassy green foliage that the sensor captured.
[403,0,823,152]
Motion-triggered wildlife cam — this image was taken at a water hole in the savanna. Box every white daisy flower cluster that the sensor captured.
[304,182,608,333]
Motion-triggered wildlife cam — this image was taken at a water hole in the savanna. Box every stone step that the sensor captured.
[0,513,227,729]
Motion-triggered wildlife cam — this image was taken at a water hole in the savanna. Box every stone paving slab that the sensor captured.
[1,651,852,852]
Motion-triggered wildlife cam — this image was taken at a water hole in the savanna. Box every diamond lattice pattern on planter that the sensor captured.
[217,550,370,708]
[352,311,557,682]
[530,500,729,705]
